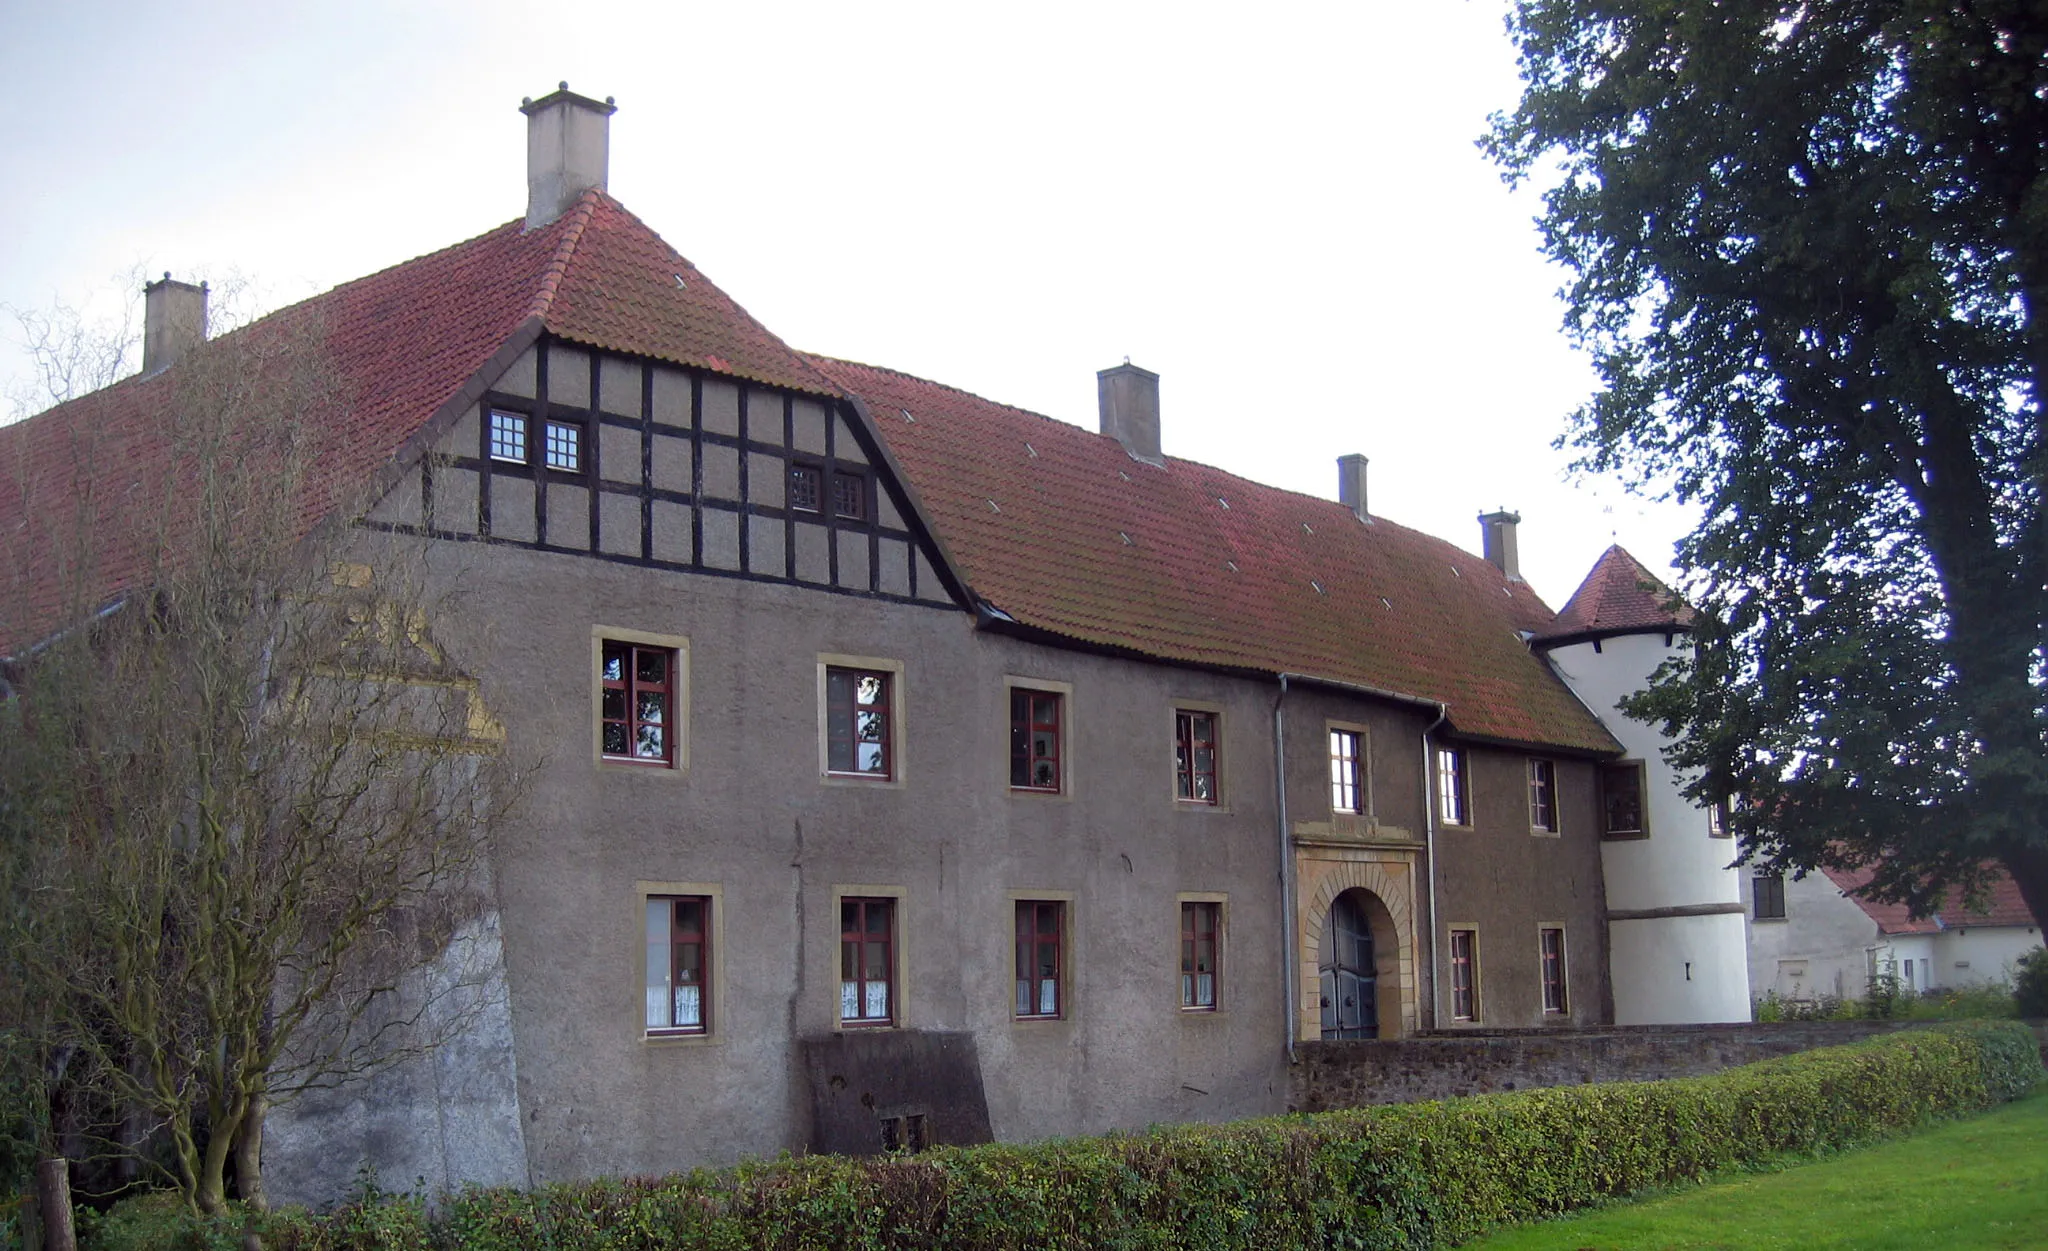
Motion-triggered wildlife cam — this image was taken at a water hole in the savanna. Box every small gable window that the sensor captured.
[832,470,868,521]
[790,464,823,513]
[544,420,582,472]
[489,409,528,463]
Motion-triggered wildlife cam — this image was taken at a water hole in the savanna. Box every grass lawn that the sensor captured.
[1463,1088,2048,1251]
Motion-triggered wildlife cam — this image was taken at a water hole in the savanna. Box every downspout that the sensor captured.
[1273,674,1296,1063]
[1420,703,1449,1029]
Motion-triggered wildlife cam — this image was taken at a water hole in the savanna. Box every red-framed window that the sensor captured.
[790,464,823,513]
[644,896,709,1034]
[840,897,895,1025]
[1435,747,1468,825]
[1540,927,1567,1015]
[602,641,674,764]
[1450,928,1478,1020]
[1180,901,1219,1010]
[1528,758,1557,832]
[1330,729,1363,813]
[1009,689,1062,791]
[1014,900,1064,1019]
[825,667,892,778]
[1175,710,1218,804]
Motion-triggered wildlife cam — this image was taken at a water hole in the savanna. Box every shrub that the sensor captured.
[81,1024,2043,1251]
[1903,983,2016,1021]
[2014,947,2048,1018]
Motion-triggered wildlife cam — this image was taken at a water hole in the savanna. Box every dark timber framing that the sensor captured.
[381,335,967,611]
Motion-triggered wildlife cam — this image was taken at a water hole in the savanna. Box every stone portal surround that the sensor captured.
[1294,851,1418,1039]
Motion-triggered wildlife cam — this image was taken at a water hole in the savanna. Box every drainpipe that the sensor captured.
[1273,674,1297,1062]
[1420,704,1449,1029]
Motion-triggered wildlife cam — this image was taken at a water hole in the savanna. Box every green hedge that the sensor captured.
[87,1021,2042,1251]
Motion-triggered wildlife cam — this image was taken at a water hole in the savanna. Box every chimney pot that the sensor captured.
[521,85,617,231]
[1479,509,1523,582]
[1337,453,1370,523]
[142,275,208,376]
[1096,362,1162,466]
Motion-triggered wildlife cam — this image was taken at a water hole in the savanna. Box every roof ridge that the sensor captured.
[804,352,1532,570]
[525,190,604,323]
[803,352,1076,430]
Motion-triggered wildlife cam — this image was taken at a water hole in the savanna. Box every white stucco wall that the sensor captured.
[1936,926,2044,989]
[1742,869,1876,1004]
[1743,869,2045,1008]
[1608,911,1752,1025]
[1545,633,1750,1023]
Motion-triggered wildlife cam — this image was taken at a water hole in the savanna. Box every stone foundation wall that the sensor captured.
[1288,1021,1931,1113]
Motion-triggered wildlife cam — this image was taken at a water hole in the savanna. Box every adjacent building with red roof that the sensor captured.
[1,87,1755,1202]
[1745,862,2043,1004]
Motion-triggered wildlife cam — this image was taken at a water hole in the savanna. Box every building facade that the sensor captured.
[0,87,1752,1203]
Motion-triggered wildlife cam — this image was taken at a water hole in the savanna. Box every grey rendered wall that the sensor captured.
[1431,748,1611,1029]
[279,337,1613,1197]
[428,542,1289,1183]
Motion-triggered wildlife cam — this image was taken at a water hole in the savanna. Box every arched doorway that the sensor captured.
[1320,889,1378,1039]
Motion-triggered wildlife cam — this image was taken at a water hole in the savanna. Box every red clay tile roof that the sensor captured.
[541,197,837,397]
[5,190,1622,754]
[1543,543,1694,638]
[1820,865,2038,933]
[809,356,1618,753]
[1,192,831,654]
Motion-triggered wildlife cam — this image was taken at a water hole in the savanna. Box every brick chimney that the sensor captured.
[142,274,207,376]
[1097,361,1162,466]
[1337,454,1370,523]
[521,83,616,231]
[1479,510,1522,582]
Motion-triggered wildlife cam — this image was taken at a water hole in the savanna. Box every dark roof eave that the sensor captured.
[1532,622,1694,651]
[975,606,1619,752]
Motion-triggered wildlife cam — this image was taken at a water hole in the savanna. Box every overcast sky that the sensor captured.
[0,0,1698,606]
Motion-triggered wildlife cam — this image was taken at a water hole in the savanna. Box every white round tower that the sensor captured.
[1539,547,1751,1024]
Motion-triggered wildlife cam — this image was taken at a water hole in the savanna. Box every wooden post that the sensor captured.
[31,1161,72,1251]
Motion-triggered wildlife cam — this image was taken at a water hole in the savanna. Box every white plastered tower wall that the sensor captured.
[1545,630,1752,1023]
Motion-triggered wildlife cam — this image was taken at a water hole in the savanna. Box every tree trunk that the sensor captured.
[195,1108,238,1218]
[234,1089,267,1212]
[32,1160,74,1251]
[2001,844,2048,940]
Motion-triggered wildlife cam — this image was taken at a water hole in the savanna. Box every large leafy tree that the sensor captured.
[1488,2,2048,924]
